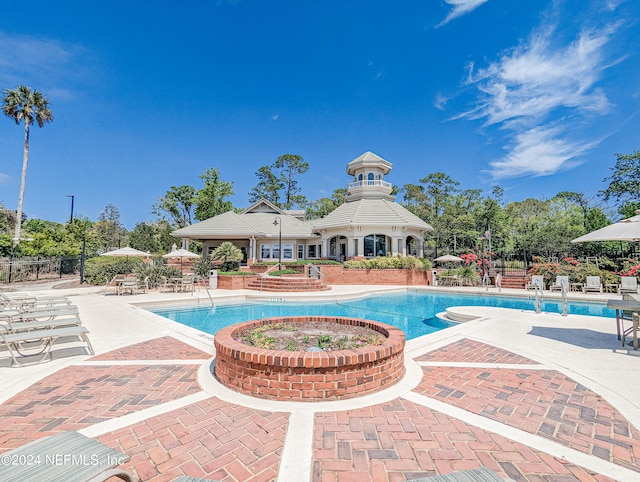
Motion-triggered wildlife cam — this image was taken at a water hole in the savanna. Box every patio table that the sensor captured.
[606,299,640,348]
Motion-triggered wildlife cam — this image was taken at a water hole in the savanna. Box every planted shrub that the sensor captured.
[83,256,145,285]
[344,255,424,270]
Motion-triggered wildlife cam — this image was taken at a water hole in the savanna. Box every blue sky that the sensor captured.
[0,0,639,229]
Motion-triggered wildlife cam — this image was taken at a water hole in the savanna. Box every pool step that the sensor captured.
[246,276,330,292]
[500,276,528,289]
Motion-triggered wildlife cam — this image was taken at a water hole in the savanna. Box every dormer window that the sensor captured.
[358,173,363,182]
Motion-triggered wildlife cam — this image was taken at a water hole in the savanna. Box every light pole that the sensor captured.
[66,195,74,223]
[273,216,282,270]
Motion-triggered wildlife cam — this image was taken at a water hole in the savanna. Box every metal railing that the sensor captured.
[0,256,80,284]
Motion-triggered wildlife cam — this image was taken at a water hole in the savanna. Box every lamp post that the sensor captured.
[66,195,74,223]
[273,216,282,271]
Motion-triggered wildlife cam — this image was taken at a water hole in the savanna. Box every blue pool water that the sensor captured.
[150,291,615,340]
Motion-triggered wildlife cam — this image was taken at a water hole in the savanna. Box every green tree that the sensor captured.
[153,185,195,228]
[274,154,309,209]
[211,241,243,271]
[249,165,283,205]
[306,188,348,219]
[2,85,54,246]
[249,154,309,209]
[94,204,126,250]
[600,151,640,214]
[193,168,234,221]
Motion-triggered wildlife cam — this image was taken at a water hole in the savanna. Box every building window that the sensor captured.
[308,245,316,258]
[261,244,271,259]
[298,244,304,259]
[329,237,337,257]
[283,244,293,259]
[367,172,374,185]
[364,234,387,257]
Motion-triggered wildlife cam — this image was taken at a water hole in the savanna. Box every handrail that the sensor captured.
[307,264,325,285]
[260,264,281,292]
[533,280,543,314]
[560,279,568,317]
[198,275,214,307]
[261,264,280,277]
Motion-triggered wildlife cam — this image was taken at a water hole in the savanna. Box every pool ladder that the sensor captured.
[533,280,543,314]
[560,280,568,317]
[531,280,568,316]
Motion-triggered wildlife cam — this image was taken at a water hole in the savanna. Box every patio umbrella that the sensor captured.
[100,247,151,258]
[433,254,464,263]
[163,245,200,273]
[571,210,640,243]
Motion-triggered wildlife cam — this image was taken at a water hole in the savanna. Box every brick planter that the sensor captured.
[214,316,405,401]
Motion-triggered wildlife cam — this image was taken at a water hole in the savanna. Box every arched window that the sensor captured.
[358,173,363,182]
[364,234,387,257]
[367,172,374,185]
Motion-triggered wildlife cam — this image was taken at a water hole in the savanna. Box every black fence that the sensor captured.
[0,256,81,284]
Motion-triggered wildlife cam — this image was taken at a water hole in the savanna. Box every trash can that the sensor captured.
[209,269,218,289]
[431,269,438,286]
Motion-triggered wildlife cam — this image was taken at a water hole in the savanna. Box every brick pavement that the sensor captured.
[0,364,201,452]
[415,338,541,364]
[98,397,289,482]
[313,397,613,482]
[1,333,638,481]
[414,366,640,473]
[89,336,211,361]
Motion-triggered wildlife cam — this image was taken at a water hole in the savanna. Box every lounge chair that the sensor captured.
[525,275,544,290]
[583,276,603,294]
[119,275,138,295]
[180,274,196,293]
[550,275,569,292]
[0,430,135,481]
[0,305,93,366]
[618,276,639,295]
[407,467,506,481]
[174,477,221,482]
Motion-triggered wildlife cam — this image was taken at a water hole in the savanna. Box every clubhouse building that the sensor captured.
[172,152,433,265]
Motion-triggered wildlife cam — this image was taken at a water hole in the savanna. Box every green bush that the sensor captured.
[218,271,257,276]
[269,269,299,276]
[83,256,145,285]
[344,255,424,270]
[135,259,181,289]
[253,259,342,266]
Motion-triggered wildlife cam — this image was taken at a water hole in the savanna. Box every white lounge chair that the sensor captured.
[618,276,639,295]
[0,431,135,481]
[583,276,603,294]
[550,276,569,292]
[406,467,505,481]
[525,275,544,290]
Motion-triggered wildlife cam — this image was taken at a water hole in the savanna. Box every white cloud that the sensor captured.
[438,0,489,27]
[434,93,450,110]
[0,32,88,97]
[459,20,619,178]
[0,173,10,184]
[272,114,279,121]
[489,125,592,178]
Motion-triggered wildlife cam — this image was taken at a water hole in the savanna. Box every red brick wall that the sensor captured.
[320,265,432,286]
[214,316,406,401]
[217,275,260,289]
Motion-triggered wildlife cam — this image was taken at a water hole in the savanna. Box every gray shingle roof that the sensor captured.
[172,211,318,239]
[311,199,433,231]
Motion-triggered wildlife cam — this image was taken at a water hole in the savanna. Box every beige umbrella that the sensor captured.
[163,245,200,273]
[571,210,640,243]
[100,247,150,258]
[434,254,464,263]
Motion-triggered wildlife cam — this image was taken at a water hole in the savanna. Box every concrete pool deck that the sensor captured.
[1,282,639,481]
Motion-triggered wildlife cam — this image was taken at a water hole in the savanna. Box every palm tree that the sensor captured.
[2,85,54,246]
[211,241,244,272]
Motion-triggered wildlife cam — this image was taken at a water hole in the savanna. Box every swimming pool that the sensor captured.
[150,291,615,340]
